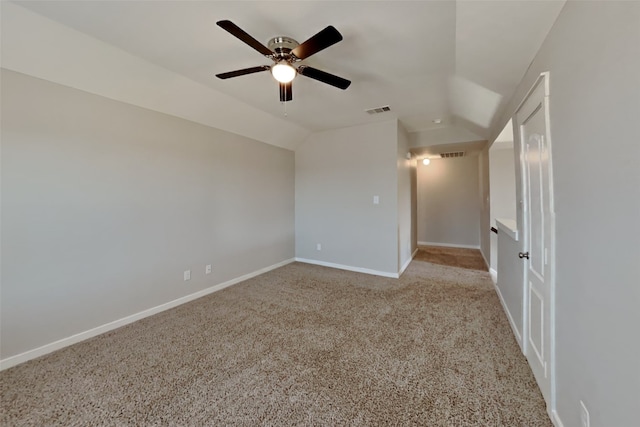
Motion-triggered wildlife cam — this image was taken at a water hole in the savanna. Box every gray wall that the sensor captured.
[416,156,481,247]
[1,70,295,359]
[397,122,413,270]
[491,2,640,425]
[478,147,491,265]
[295,120,399,275]
[496,228,523,342]
[410,157,418,255]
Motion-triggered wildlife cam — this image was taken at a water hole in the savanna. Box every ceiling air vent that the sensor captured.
[365,105,391,115]
[440,151,465,158]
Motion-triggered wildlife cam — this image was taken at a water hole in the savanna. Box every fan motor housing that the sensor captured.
[268,36,299,59]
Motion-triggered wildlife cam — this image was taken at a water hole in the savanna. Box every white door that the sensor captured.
[515,73,555,408]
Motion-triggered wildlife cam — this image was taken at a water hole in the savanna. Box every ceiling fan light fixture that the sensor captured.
[271,62,296,83]
[216,21,351,100]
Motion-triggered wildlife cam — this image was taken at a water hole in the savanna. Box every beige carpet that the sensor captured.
[0,257,550,426]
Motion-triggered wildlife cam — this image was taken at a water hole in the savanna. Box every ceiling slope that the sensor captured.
[3,1,566,147]
[454,0,565,137]
[1,2,309,150]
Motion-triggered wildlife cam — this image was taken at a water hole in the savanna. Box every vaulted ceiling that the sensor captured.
[3,1,565,149]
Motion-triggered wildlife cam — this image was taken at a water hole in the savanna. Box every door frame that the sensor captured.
[513,72,557,416]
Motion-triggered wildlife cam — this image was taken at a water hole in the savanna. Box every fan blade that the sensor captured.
[291,26,343,60]
[217,20,273,57]
[298,66,351,90]
[279,82,293,102]
[216,65,270,79]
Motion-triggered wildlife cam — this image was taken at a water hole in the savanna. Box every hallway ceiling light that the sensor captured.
[422,158,431,165]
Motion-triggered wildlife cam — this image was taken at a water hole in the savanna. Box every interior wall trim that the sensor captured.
[0,258,296,371]
[399,248,419,276]
[493,281,523,350]
[295,258,399,279]
[489,268,498,284]
[551,409,565,427]
[417,241,481,250]
[481,249,491,272]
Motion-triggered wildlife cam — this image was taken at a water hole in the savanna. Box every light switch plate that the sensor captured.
[205,264,212,275]
[373,195,379,205]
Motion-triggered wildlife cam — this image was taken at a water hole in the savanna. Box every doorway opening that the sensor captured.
[489,119,517,281]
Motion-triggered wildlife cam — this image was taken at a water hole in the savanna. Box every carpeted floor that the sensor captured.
[0,252,550,426]
[414,245,489,271]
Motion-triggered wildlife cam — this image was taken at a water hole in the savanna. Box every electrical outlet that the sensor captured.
[316,243,322,251]
[183,270,191,281]
[373,195,380,205]
[205,264,212,275]
[580,400,590,427]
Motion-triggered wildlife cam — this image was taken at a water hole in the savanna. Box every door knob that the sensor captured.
[519,252,530,259]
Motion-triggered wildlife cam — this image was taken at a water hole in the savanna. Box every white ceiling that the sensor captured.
[6,0,565,145]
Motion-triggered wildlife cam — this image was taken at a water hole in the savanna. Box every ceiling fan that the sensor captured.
[215,20,351,102]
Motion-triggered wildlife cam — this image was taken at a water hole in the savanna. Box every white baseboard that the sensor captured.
[0,258,295,371]
[493,281,522,349]
[295,258,399,278]
[481,249,490,271]
[551,409,565,427]
[489,268,498,284]
[417,241,481,250]
[398,248,419,276]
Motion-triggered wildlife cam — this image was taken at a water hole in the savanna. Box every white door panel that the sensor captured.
[515,73,555,410]
[529,282,545,366]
